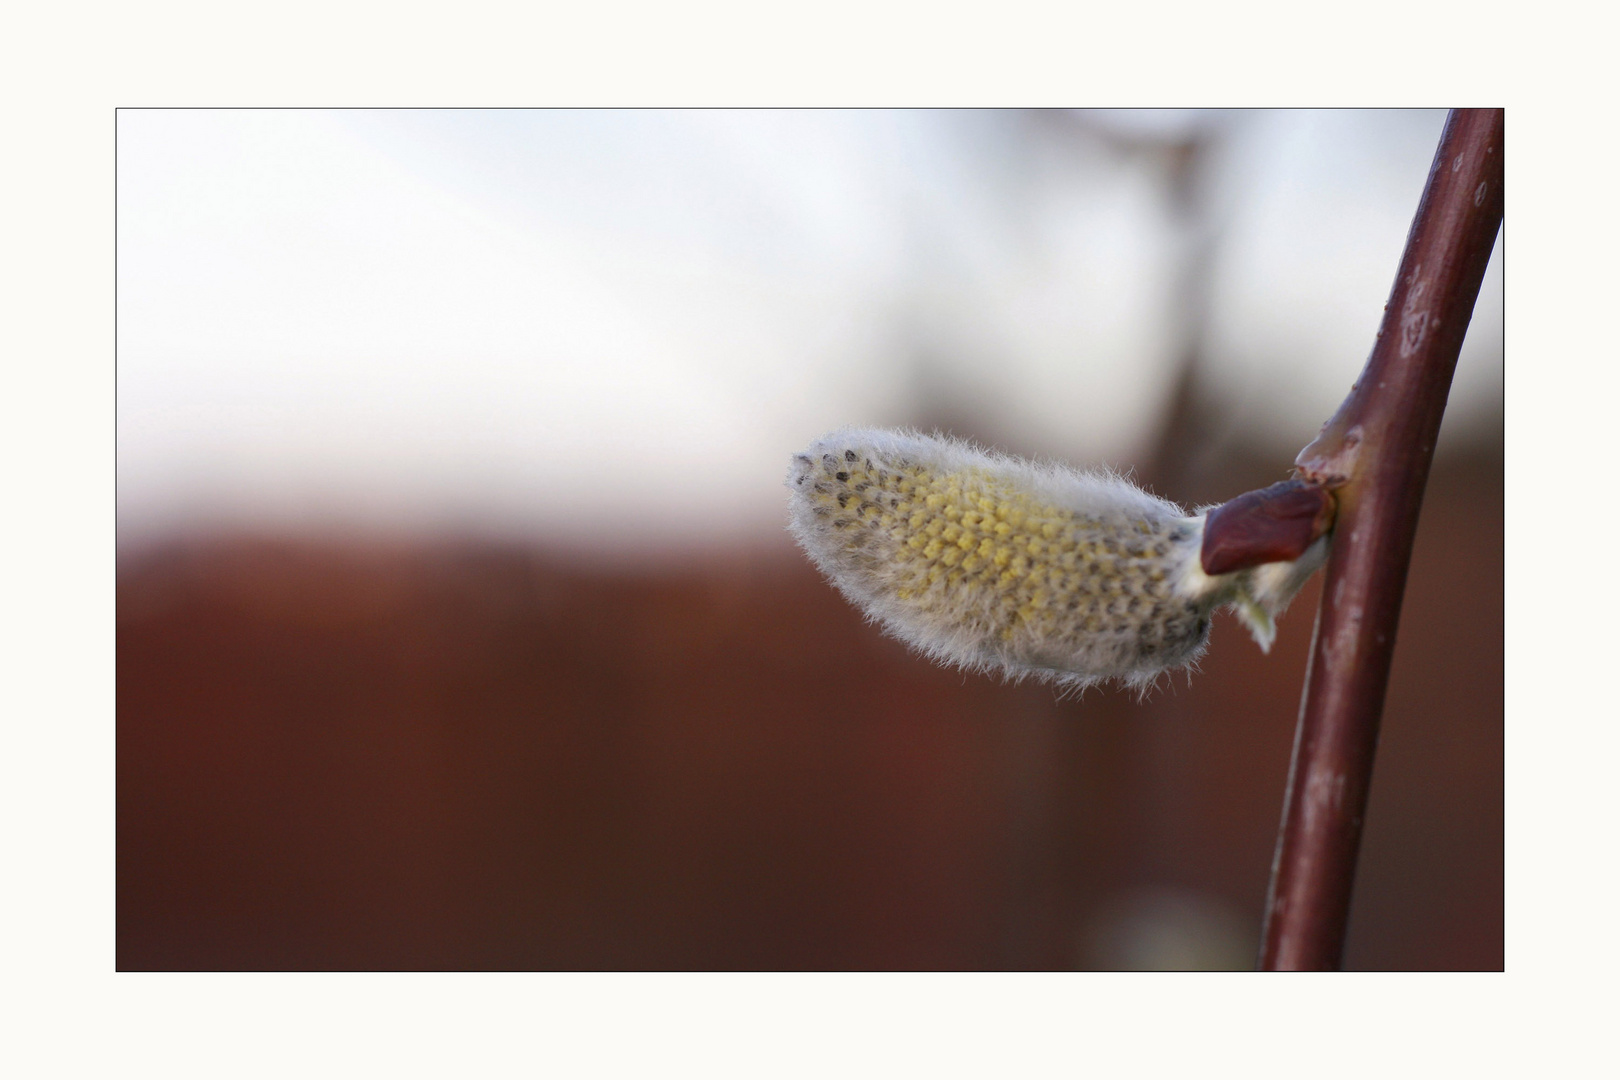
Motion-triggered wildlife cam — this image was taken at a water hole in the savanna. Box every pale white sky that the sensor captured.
[116,109,1502,552]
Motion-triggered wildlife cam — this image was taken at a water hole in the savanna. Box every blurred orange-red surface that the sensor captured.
[117,454,1501,970]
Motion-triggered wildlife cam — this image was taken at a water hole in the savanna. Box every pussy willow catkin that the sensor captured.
[786,428,1327,692]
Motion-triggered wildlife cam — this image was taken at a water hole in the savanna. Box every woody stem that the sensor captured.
[1258,109,1504,971]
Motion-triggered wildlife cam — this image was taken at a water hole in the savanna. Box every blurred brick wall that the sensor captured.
[117,454,1501,970]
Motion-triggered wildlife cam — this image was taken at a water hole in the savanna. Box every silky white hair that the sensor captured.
[787,428,1326,693]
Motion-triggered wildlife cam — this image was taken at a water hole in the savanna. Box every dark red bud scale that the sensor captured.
[1200,480,1335,576]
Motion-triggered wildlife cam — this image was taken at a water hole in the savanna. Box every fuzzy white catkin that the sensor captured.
[786,428,1327,692]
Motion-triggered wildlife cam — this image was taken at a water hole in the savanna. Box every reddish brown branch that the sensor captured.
[1259,109,1504,970]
